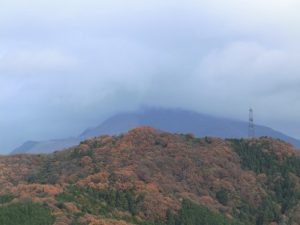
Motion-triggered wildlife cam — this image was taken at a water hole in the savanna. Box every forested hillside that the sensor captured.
[1,127,300,225]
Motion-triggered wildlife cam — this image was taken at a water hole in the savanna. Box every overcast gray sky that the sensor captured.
[1,0,300,153]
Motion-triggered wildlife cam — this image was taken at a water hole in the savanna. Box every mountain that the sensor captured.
[1,127,300,225]
[11,138,81,155]
[11,108,300,154]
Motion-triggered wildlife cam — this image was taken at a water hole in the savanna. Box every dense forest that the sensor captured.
[0,127,300,225]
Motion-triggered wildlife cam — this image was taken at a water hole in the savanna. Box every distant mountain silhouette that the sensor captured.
[11,108,300,154]
[11,138,81,155]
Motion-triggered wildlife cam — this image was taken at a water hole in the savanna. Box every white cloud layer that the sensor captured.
[0,0,300,153]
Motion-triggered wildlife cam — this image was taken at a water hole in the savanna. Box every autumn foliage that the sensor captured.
[0,127,300,225]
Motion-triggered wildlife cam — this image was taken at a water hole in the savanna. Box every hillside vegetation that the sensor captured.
[1,127,300,225]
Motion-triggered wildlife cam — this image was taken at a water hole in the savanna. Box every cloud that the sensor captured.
[194,42,300,94]
[0,49,77,73]
[0,0,300,153]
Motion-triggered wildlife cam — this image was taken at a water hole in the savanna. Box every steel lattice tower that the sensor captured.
[248,108,255,138]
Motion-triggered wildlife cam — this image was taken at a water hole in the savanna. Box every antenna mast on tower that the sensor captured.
[248,108,255,138]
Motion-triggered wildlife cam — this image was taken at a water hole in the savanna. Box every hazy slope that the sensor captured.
[11,138,81,155]
[12,108,300,154]
[81,108,300,146]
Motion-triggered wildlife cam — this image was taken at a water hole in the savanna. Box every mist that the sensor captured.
[1,0,300,153]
